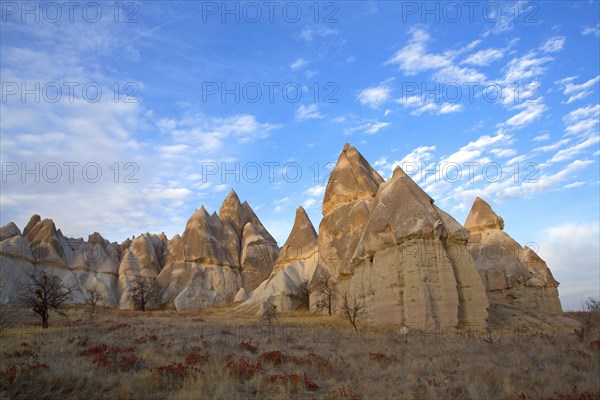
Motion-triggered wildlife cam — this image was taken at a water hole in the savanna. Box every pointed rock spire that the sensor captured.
[0,222,21,242]
[23,214,41,237]
[219,189,246,237]
[277,206,318,264]
[241,201,278,247]
[464,197,504,232]
[322,144,384,216]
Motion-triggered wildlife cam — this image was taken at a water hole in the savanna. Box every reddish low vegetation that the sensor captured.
[258,350,284,365]
[368,351,395,363]
[224,354,264,380]
[78,343,139,371]
[238,340,258,353]
[264,372,319,391]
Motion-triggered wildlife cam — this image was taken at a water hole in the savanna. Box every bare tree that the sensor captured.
[260,300,278,342]
[127,277,160,311]
[0,280,12,334]
[314,271,337,315]
[340,292,367,334]
[261,300,278,325]
[85,288,105,319]
[297,279,311,310]
[575,297,600,342]
[16,269,78,329]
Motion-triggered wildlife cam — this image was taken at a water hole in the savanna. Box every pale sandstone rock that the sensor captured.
[156,262,242,310]
[464,197,505,232]
[276,207,318,267]
[465,197,562,313]
[319,200,372,277]
[0,222,21,242]
[347,166,488,327]
[22,214,41,237]
[240,222,275,292]
[117,234,164,308]
[1,235,34,262]
[23,217,68,267]
[322,143,384,216]
[241,206,319,313]
[234,287,248,302]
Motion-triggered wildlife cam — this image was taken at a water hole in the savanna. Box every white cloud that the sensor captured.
[156,188,193,201]
[159,144,190,157]
[364,122,391,134]
[358,85,391,108]
[298,26,338,42]
[165,114,279,153]
[541,36,566,53]
[534,138,571,153]
[442,133,513,165]
[502,53,553,83]
[302,198,318,210]
[533,133,550,142]
[462,48,504,66]
[503,102,547,128]
[563,104,600,137]
[291,58,307,70]
[433,65,486,84]
[439,103,464,114]
[305,184,326,197]
[537,223,600,311]
[385,28,451,75]
[556,75,600,104]
[344,120,391,135]
[549,136,600,163]
[397,96,463,116]
[295,104,323,121]
[563,181,586,189]
[581,24,600,37]
[490,148,517,157]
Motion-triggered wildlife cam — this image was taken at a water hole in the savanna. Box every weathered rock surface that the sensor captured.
[117,233,165,309]
[465,197,562,313]
[0,215,120,306]
[0,222,21,242]
[322,143,384,216]
[276,207,318,268]
[156,262,242,310]
[345,167,489,327]
[155,190,278,309]
[240,206,318,313]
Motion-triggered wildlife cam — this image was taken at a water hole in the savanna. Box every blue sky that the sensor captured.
[1,1,599,310]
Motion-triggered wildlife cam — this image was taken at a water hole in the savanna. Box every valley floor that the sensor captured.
[0,305,599,400]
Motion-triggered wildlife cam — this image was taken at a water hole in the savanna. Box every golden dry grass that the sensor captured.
[0,305,599,400]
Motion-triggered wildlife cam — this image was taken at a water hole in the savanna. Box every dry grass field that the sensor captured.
[1,304,599,400]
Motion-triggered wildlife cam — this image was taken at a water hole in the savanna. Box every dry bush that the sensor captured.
[16,268,78,329]
[1,306,599,400]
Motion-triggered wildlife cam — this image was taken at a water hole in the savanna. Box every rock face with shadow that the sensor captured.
[308,144,490,329]
[0,190,279,311]
[465,197,562,313]
[239,206,318,313]
[0,144,564,321]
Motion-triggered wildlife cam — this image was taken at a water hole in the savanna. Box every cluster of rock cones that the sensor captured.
[0,144,562,327]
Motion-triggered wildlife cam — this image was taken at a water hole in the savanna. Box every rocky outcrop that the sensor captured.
[0,216,121,306]
[310,144,489,329]
[345,167,489,327]
[0,222,21,242]
[322,143,384,216]
[156,190,279,310]
[318,144,383,279]
[275,207,318,268]
[240,206,318,313]
[465,197,562,313]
